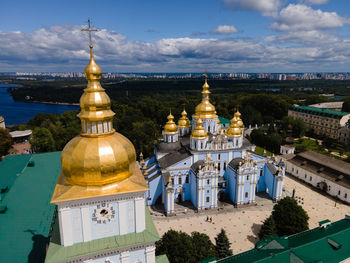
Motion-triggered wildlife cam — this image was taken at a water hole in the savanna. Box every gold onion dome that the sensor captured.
[227,116,242,137]
[178,108,191,127]
[194,75,217,119]
[60,45,136,186]
[164,112,178,134]
[191,118,208,139]
[234,109,244,128]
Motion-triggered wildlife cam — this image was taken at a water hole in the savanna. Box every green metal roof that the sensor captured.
[0,152,61,263]
[290,105,349,119]
[218,216,350,263]
[219,117,231,124]
[45,207,161,263]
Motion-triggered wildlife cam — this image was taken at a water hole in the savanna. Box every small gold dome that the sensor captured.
[191,119,208,139]
[60,44,136,186]
[84,45,102,81]
[164,112,178,134]
[234,109,244,128]
[234,110,241,118]
[193,76,217,119]
[227,116,242,137]
[178,109,191,127]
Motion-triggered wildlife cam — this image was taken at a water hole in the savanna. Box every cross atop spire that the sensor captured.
[204,69,208,82]
[81,18,99,47]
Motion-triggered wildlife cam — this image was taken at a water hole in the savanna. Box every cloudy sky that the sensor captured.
[1,0,350,72]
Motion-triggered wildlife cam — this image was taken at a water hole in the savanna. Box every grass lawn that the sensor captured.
[255,146,273,156]
[294,138,350,160]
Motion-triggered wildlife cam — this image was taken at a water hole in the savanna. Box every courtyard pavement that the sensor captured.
[151,174,350,254]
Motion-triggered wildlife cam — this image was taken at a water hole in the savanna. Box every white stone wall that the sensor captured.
[56,192,146,247]
[285,161,350,204]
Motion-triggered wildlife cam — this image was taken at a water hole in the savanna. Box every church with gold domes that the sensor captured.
[43,43,165,263]
[142,76,285,215]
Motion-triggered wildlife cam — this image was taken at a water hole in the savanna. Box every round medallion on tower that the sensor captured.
[61,45,136,186]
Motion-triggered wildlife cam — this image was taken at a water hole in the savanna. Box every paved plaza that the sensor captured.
[152,174,350,254]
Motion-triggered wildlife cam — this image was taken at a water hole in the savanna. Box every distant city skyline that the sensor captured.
[1,0,350,72]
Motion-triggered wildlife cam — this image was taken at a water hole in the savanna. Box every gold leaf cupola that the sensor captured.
[193,73,218,119]
[191,118,208,139]
[227,115,242,137]
[234,107,244,128]
[60,44,136,186]
[178,108,191,127]
[164,111,178,134]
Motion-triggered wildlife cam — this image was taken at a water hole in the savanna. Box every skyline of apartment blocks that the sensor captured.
[288,105,350,139]
[5,71,350,80]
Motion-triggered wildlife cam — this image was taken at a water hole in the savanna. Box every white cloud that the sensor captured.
[1,24,350,72]
[221,0,282,17]
[212,25,239,35]
[265,30,339,44]
[299,0,329,5]
[270,4,348,31]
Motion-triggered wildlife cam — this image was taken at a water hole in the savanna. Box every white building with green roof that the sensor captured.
[288,105,350,139]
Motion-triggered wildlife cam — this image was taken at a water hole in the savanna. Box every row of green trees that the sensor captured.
[12,91,295,157]
[156,228,232,263]
[249,116,306,154]
[0,128,13,157]
[156,197,309,262]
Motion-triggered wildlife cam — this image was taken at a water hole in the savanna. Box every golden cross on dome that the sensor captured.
[204,69,208,81]
[81,18,99,47]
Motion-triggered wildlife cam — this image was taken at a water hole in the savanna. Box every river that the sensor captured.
[0,83,79,125]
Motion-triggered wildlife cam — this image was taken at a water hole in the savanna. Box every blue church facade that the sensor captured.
[140,77,285,215]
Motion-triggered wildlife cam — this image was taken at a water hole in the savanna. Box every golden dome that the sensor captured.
[193,75,217,119]
[178,108,191,127]
[60,45,136,186]
[191,118,208,139]
[84,45,102,81]
[227,116,242,137]
[61,133,136,186]
[234,109,244,128]
[164,112,178,134]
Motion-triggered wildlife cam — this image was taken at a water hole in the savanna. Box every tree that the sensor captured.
[191,232,216,262]
[0,128,13,157]
[215,228,233,259]
[258,215,277,239]
[30,127,56,153]
[272,197,309,236]
[156,230,195,263]
[341,97,350,112]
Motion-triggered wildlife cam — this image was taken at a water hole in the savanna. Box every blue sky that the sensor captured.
[1,0,350,72]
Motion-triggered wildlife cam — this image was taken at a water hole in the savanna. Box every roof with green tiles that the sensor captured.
[290,105,350,119]
[190,116,231,126]
[45,207,161,263]
[218,216,350,263]
[0,152,61,263]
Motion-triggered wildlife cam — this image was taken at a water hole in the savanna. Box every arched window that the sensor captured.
[245,192,248,198]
